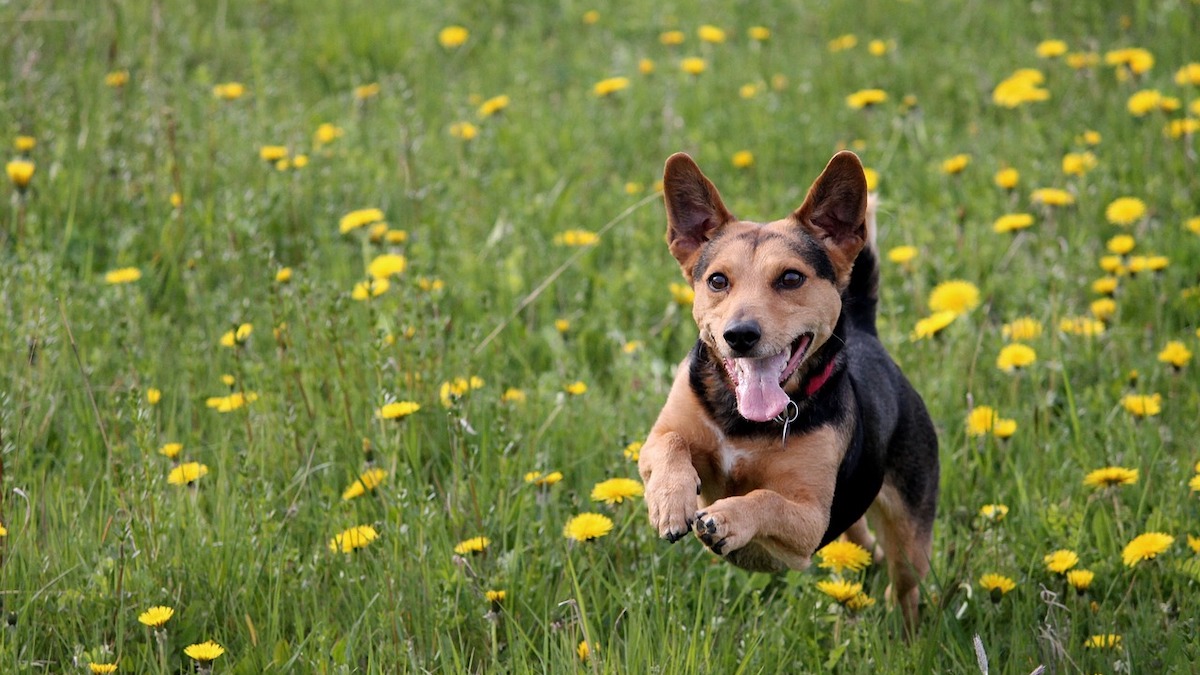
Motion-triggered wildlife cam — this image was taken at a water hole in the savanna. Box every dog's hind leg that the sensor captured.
[869,483,933,637]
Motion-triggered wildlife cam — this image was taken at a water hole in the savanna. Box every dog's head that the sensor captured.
[662,151,868,422]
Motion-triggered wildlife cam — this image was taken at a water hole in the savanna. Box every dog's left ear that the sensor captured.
[793,151,868,284]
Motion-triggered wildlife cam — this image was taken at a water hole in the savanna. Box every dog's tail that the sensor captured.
[844,193,879,336]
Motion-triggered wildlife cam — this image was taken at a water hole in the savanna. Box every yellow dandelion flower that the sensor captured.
[1066,569,1094,592]
[928,280,980,316]
[1091,277,1119,295]
[1127,89,1162,116]
[314,122,344,145]
[966,406,997,436]
[501,388,526,403]
[377,401,420,419]
[1083,466,1138,488]
[867,39,889,56]
[638,58,655,75]
[697,25,726,43]
[525,470,563,487]
[274,267,293,283]
[146,388,162,405]
[887,245,917,265]
[846,592,876,611]
[1188,535,1200,553]
[565,381,588,396]
[1089,298,1116,322]
[846,89,888,109]
[104,69,129,88]
[14,135,36,153]
[354,83,381,100]
[590,477,644,505]
[748,26,771,41]
[1036,39,1068,58]
[104,267,142,285]
[1106,234,1136,255]
[367,253,407,280]
[1061,151,1098,176]
[1031,187,1075,207]
[486,589,506,603]
[1105,47,1154,74]
[184,641,225,663]
[1002,317,1042,341]
[1123,531,1174,566]
[1105,197,1146,225]
[211,82,246,100]
[1120,393,1161,417]
[258,145,287,163]
[1067,52,1100,69]
[0,522,6,537]
[454,536,490,555]
[992,69,1050,107]
[438,25,469,48]
[554,229,599,246]
[167,462,208,486]
[815,579,862,603]
[623,441,643,462]
[1176,63,1200,86]
[828,34,857,52]
[1158,341,1192,369]
[338,208,384,234]
[992,418,1018,438]
[329,525,379,553]
[1043,549,1079,574]
[342,468,388,501]
[680,57,707,75]
[940,154,970,174]
[670,282,695,305]
[1059,316,1105,337]
[89,663,118,674]
[978,573,1016,599]
[816,540,872,574]
[1085,634,1122,650]
[158,442,182,459]
[660,30,685,46]
[731,150,754,168]
[593,76,630,97]
[564,513,613,542]
[351,278,389,300]
[996,344,1036,372]
[581,10,599,24]
[138,605,174,628]
[478,94,510,117]
[862,167,879,192]
[992,213,1034,234]
[994,167,1020,190]
[911,311,957,340]
[577,640,597,662]
[979,503,1009,522]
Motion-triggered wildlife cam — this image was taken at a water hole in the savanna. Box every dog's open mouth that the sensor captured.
[723,333,814,422]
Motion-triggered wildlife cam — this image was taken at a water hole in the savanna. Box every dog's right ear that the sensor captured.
[663,153,734,277]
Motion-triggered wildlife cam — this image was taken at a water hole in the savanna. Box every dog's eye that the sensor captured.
[707,273,729,292]
[778,270,806,289]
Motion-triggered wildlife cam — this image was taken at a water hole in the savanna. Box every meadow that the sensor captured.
[2,0,1200,672]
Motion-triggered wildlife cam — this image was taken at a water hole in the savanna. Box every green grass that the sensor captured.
[3,1,1200,672]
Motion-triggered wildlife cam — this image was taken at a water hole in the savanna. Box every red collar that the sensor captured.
[803,356,838,397]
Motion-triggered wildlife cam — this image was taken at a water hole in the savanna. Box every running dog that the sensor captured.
[638,151,939,631]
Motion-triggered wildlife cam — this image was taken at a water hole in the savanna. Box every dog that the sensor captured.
[637,150,939,631]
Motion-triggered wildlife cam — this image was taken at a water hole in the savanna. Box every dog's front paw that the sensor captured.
[695,500,753,556]
[644,470,701,543]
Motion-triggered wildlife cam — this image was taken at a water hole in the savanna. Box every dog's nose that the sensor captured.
[723,321,761,354]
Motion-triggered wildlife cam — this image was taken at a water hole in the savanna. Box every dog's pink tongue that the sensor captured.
[733,352,790,422]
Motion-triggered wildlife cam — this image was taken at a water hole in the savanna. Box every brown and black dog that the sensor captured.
[638,151,939,631]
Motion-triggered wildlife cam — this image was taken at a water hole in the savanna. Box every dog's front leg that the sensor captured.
[694,489,831,569]
[639,431,702,542]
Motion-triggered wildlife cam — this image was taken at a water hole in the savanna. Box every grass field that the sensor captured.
[3,1,1200,672]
